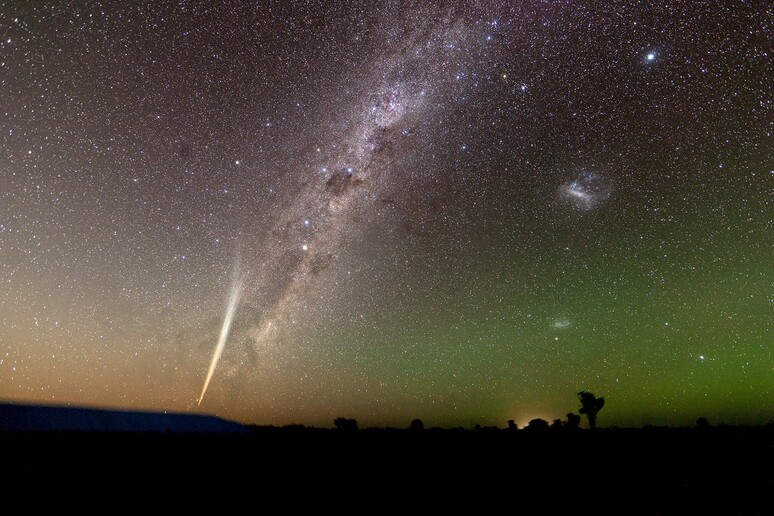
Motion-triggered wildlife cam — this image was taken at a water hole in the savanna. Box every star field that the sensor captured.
[1,1,771,429]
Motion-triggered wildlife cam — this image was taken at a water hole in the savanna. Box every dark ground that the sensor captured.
[4,425,773,513]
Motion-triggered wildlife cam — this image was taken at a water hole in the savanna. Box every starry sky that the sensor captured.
[1,1,772,430]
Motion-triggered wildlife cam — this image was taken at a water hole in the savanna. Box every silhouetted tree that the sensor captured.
[334,417,358,431]
[696,417,711,428]
[507,419,518,431]
[410,418,424,431]
[564,412,581,430]
[578,391,605,429]
[551,419,562,430]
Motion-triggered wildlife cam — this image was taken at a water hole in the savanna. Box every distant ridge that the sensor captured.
[0,402,248,433]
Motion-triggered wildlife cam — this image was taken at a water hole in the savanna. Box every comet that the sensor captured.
[198,257,244,406]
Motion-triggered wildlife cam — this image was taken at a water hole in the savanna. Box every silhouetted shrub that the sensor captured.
[334,417,358,431]
[525,418,549,431]
[410,418,424,431]
[565,412,581,429]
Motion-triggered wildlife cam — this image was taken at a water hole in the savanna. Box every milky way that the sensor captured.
[239,7,487,350]
[197,4,509,406]
[1,1,771,429]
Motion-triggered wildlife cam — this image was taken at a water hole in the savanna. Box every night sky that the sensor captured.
[1,1,771,430]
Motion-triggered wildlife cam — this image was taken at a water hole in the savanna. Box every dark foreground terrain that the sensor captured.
[4,425,773,513]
